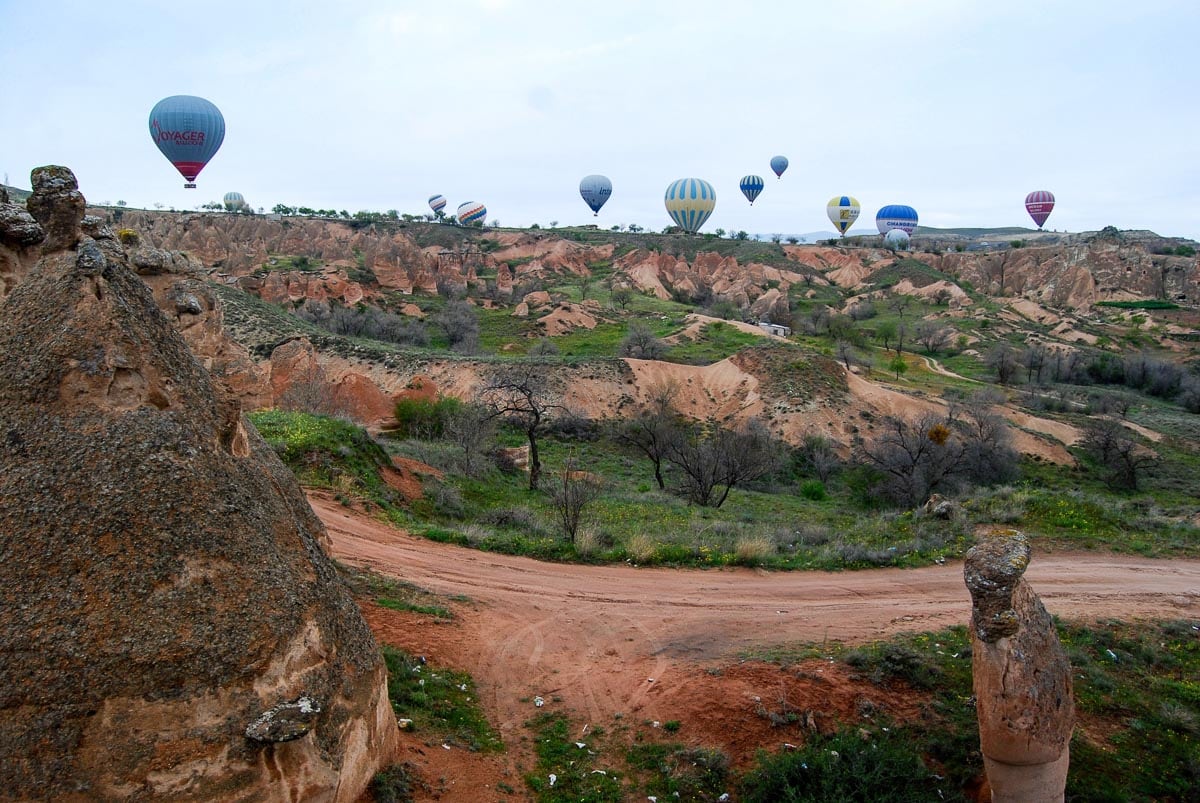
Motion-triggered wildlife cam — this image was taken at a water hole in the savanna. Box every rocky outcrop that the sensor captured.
[0,184,45,300]
[0,168,397,801]
[965,531,1074,803]
[936,242,1200,308]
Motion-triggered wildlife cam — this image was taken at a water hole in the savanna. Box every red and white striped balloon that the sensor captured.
[1024,191,1055,229]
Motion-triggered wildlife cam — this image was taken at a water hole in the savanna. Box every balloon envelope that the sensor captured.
[826,195,861,235]
[579,174,612,215]
[884,229,910,249]
[664,178,716,233]
[1024,191,1055,229]
[457,201,487,226]
[769,155,788,178]
[223,191,245,211]
[149,95,225,187]
[739,175,765,205]
[428,194,447,213]
[875,204,919,235]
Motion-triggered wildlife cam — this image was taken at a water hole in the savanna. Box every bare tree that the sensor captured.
[888,293,914,320]
[550,453,602,543]
[610,286,634,311]
[478,362,563,490]
[615,382,683,490]
[444,402,496,477]
[1022,343,1048,384]
[1081,418,1157,491]
[664,418,782,508]
[433,299,480,354]
[949,389,1020,485]
[857,413,966,508]
[799,433,840,483]
[986,344,1020,385]
[915,321,953,354]
[619,321,667,360]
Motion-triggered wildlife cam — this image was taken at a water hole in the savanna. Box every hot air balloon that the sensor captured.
[875,205,919,235]
[826,195,861,236]
[428,194,448,215]
[769,155,788,179]
[884,228,910,250]
[223,191,246,212]
[457,201,487,226]
[579,175,612,216]
[739,175,765,205]
[149,95,225,188]
[664,178,716,234]
[1024,191,1055,229]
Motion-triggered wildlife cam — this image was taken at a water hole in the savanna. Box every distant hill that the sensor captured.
[914,225,1042,237]
[2,184,31,203]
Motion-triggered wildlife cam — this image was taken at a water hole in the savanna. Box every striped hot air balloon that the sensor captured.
[579,175,612,216]
[664,178,716,233]
[456,201,487,226]
[875,204,919,235]
[149,95,225,188]
[769,155,788,178]
[223,191,246,212]
[1024,191,1055,229]
[826,195,861,235]
[428,194,448,215]
[739,175,765,205]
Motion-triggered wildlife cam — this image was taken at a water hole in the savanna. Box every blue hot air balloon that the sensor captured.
[769,155,788,178]
[664,178,716,233]
[579,174,612,216]
[875,204,919,235]
[149,95,225,188]
[739,175,765,205]
[428,194,448,215]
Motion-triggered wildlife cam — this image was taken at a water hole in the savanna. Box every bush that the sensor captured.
[799,479,827,501]
[393,395,463,440]
[740,728,958,802]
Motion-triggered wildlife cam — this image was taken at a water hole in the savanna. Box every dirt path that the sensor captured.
[315,493,1200,799]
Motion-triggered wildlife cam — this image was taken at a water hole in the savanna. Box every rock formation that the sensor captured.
[0,167,397,801]
[964,531,1074,803]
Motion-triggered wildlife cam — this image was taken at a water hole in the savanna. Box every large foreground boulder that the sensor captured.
[965,530,1074,803]
[0,167,397,801]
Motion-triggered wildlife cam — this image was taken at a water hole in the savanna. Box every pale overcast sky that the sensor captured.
[4,1,1198,238]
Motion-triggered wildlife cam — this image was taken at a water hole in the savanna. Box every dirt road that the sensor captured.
[315,493,1200,739]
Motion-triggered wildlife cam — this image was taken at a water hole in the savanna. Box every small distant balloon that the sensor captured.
[149,95,225,188]
[223,191,246,211]
[739,175,765,205]
[884,228,910,250]
[456,201,487,226]
[1024,191,1055,229]
[826,195,861,236]
[428,194,447,214]
[664,178,716,233]
[875,205,919,235]
[579,174,612,216]
[769,155,788,178]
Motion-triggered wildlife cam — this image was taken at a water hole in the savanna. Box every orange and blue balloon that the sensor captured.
[149,95,225,188]
[1024,191,1055,229]
[739,175,765,205]
[579,175,612,216]
[664,178,716,233]
[457,201,487,226]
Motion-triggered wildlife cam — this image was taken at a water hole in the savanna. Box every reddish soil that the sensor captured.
[315,492,1200,801]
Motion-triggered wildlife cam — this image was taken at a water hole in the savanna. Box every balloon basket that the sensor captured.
[184,183,197,189]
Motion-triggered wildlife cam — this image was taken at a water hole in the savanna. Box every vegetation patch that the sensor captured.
[1095,299,1180,310]
[524,712,624,802]
[381,646,503,753]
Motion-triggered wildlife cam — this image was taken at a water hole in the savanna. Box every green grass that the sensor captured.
[524,712,624,802]
[382,645,503,753]
[1096,299,1180,310]
[666,321,765,365]
[742,619,1200,802]
[346,569,456,619]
